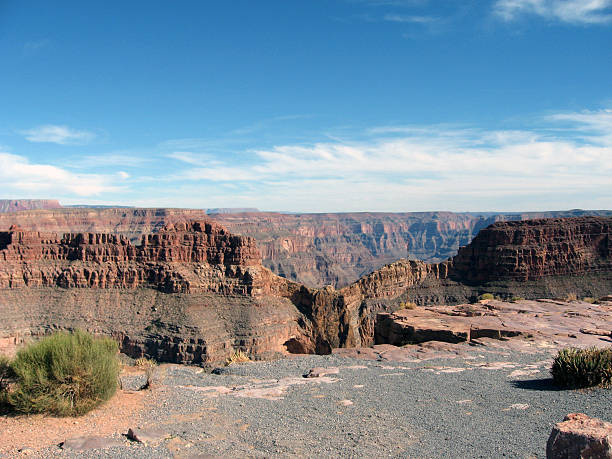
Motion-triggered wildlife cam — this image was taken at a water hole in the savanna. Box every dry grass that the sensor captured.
[225,350,251,366]
[565,292,578,302]
[396,301,417,311]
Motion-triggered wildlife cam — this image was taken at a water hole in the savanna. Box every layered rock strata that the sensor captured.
[0,221,314,363]
[2,208,611,288]
[0,216,610,363]
[0,199,61,213]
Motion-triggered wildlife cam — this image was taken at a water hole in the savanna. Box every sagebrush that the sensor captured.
[9,330,120,416]
[551,347,612,389]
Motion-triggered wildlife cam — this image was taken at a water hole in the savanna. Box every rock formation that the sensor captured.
[0,199,61,213]
[1,207,611,288]
[547,413,612,459]
[0,216,610,364]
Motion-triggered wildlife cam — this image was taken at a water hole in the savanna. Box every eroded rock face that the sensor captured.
[2,208,611,288]
[452,218,612,284]
[547,413,612,459]
[0,216,610,363]
[0,221,260,293]
[0,220,314,364]
[0,199,61,213]
[288,217,612,349]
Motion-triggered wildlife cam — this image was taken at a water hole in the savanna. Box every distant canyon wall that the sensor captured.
[0,216,610,363]
[1,206,611,288]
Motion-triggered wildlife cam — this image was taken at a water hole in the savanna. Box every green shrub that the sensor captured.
[510,296,525,303]
[551,347,612,389]
[478,293,495,301]
[9,330,120,416]
[582,297,596,304]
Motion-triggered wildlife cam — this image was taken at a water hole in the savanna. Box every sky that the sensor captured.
[0,0,611,213]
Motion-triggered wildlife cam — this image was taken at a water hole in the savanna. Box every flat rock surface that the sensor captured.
[4,343,611,459]
[376,298,612,350]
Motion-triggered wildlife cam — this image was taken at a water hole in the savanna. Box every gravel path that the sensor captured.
[12,345,612,459]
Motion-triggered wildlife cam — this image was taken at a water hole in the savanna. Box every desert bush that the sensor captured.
[0,355,14,412]
[134,357,156,368]
[134,357,157,389]
[551,347,612,389]
[225,349,251,366]
[478,293,495,301]
[9,330,120,416]
[510,296,525,303]
[396,301,417,311]
[565,292,578,302]
[582,297,596,304]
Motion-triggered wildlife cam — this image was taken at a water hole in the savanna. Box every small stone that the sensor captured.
[338,399,354,406]
[304,367,339,378]
[127,427,170,445]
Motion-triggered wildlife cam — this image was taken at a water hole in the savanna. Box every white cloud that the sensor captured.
[117,171,130,179]
[21,125,95,145]
[168,108,612,212]
[0,152,120,196]
[494,0,612,24]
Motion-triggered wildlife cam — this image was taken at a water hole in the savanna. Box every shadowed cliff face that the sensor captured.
[0,216,610,364]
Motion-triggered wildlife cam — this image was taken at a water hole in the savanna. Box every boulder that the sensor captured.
[547,413,612,459]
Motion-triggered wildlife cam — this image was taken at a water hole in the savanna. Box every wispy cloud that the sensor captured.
[383,13,437,23]
[494,0,612,24]
[21,125,96,145]
[0,152,121,196]
[166,108,612,212]
[23,38,51,55]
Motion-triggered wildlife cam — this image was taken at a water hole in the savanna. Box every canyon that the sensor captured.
[0,215,610,364]
[1,203,611,288]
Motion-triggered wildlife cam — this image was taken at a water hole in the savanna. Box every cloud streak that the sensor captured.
[494,0,612,24]
[21,125,95,145]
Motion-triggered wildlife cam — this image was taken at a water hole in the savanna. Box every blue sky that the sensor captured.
[1,0,611,212]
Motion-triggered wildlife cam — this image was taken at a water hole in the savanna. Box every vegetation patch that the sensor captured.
[477,293,495,301]
[551,347,612,389]
[396,301,417,311]
[7,330,120,416]
[225,349,251,366]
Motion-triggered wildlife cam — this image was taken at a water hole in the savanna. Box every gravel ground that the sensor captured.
[13,345,612,459]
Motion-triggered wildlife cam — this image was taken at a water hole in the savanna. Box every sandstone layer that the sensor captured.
[0,216,611,364]
[2,207,611,288]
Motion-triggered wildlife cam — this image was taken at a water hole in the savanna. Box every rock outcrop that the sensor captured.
[547,413,612,459]
[287,217,612,349]
[0,220,314,364]
[374,298,612,349]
